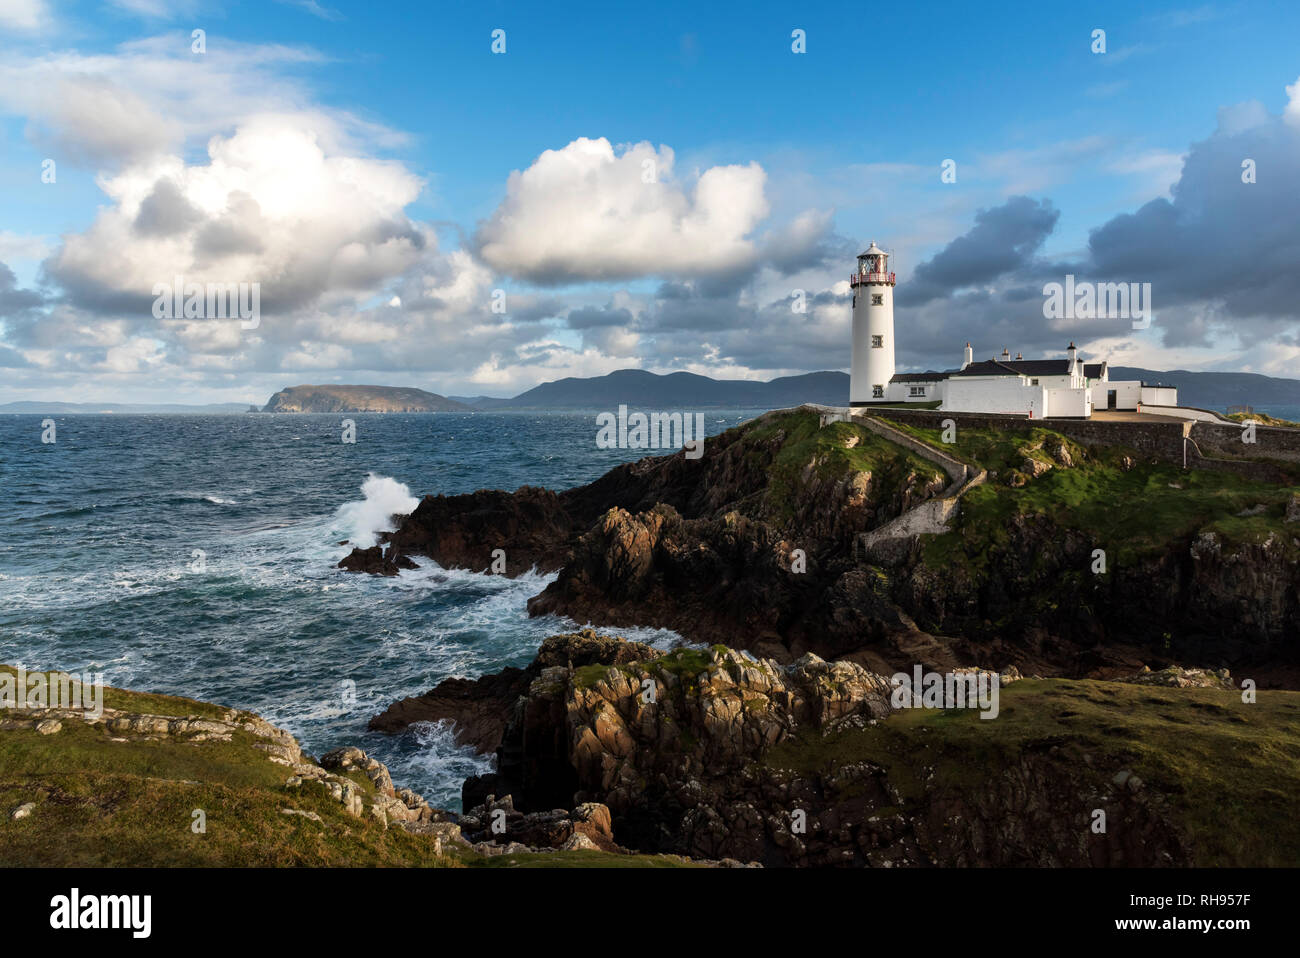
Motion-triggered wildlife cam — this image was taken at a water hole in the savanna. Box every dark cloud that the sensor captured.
[193,192,268,260]
[0,262,44,315]
[1086,105,1300,348]
[567,305,634,330]
[900,196,1059,306]
[133,179,202,237]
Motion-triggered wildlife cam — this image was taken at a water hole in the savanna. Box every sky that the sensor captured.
[1,0,1299,404]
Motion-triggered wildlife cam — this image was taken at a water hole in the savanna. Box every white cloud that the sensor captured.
[45,114,427,314]
[1106,149,1186,200]
[0,37,385,168]
[0,0,50,31]
[108,0,199,17]
[1284,76,1300,129]
[475,137,771,284]
[0,230,50,261]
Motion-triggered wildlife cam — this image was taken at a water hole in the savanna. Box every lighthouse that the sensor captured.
[849,242,896,405]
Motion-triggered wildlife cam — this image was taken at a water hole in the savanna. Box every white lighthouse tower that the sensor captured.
[849,241,896,405]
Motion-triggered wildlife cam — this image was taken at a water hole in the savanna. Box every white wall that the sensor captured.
[850,283,895,402]
[944,376,1046,416]
[885,380,944,403]
[1031,374,1074,390]
[1092,379,1143,410]
[1046,386,1091,418]
[1141,404,1220,422]
[1141,386,1178,407]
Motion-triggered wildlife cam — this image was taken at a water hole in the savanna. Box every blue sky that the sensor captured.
[2,0,1299,402]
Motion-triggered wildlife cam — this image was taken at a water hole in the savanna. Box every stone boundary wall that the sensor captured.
[1189,420,1300,465]
[1141,404,1231,424]
[864,406,1190,463]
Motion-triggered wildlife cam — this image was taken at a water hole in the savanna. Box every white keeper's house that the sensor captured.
[848,243,1177,418]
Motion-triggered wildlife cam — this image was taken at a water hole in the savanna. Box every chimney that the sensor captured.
[962,342,973,370]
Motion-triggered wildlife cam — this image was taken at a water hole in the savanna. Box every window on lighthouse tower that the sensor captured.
[871,335,883,348]
[871,294,883,306]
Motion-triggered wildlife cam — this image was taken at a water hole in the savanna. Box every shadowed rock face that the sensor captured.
[368,668,535,752]
[374,487,577,576]
[340,409,957,665]
[336,545,417,577]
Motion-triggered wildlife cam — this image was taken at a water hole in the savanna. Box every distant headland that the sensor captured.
[260,384,471,413]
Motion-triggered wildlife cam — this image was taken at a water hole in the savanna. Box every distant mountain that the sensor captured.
[262,384,472,413]
[459,369,851,409]
[0,401,252,414]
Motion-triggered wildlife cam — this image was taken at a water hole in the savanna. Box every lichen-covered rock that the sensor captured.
[1118,665,1235,689]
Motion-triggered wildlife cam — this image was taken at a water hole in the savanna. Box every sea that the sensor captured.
[0,411,763,810]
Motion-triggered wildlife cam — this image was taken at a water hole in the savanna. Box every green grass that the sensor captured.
[0,671,662,868]
[0,665,230,721]
[891,425,1300,569]
[0,720,453,867]
[1225,411,1300,429]
[742,410,945,525]
[762,677,1300,866]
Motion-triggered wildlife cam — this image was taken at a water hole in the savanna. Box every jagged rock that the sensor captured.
[1021,457,1052,479]
[337,545,417,576]
[371,629,661,752]
[374,486,577,577]
[318,745,434,825]
[458,795,625,854]
[1045,435,1077,467]
[1117,666,1235,689]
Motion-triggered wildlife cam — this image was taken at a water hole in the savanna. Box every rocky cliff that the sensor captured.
[344,407,956,667]
[342,407,1300,679]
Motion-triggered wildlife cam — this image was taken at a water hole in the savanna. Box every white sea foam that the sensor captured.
[334,473,419,549]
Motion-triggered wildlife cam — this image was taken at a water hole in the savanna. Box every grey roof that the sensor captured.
[889,370,952,383]
[953,358,1072,378]
[952,360,1025,377]
[1083,361,1108,378]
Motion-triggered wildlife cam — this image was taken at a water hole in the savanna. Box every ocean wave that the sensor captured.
[333,473,418,550]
